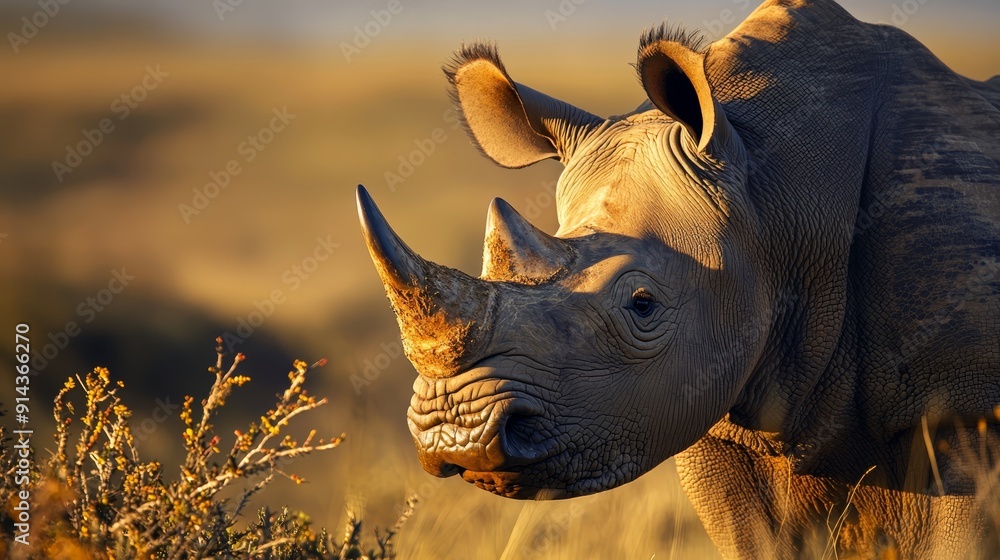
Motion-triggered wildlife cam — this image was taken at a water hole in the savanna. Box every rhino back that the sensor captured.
[851,23,1000,440]
[705,0,998,473]
[966,75,1000,111]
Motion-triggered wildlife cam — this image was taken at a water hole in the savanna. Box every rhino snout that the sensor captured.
[407,385,557,478]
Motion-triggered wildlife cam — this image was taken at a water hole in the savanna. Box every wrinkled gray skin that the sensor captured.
[357,0,1000,557]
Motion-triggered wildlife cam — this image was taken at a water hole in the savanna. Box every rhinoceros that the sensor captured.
[356,0,1000,557]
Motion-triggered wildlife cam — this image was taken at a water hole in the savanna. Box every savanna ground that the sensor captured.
[1,2,997,558]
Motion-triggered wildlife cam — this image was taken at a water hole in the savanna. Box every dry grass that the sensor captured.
[952,417,1000,552]
[0,340,404,559]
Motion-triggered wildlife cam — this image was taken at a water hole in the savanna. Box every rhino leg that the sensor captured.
[678,422,996,559]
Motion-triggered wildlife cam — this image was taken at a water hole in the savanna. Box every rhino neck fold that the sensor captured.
[703,3,880,458]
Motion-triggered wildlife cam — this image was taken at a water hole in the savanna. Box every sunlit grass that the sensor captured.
[0,341,403,559]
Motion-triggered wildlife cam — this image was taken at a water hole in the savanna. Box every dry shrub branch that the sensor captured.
[1,338,405,559]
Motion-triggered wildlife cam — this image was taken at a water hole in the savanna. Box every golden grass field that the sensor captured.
[1,3,996,557]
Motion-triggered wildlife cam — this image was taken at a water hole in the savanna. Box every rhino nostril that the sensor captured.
[502,414,544,460]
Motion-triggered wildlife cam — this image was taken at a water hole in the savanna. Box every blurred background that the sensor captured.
[1,0,996,557]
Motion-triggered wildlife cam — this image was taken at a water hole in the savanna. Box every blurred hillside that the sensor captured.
[0,1,996,558]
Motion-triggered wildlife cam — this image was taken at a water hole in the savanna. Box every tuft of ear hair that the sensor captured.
[638,22,707,56]
[442,41,510,163]
[444,41,508,80]
[635,23,718,151]
[440,41,602,168]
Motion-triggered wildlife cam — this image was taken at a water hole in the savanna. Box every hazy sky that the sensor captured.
[0,0,1000,79]
[2,0,998,78]
[3,0,996,40]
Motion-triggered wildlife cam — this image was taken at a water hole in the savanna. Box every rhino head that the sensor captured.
[358,31,773,499]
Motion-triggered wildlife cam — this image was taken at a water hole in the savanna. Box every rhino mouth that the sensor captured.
[460,468,571,499]
[406,363,649,499]
[407,366,563,485]
[457,448,638,500]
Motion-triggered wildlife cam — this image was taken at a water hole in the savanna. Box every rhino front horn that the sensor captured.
[356,185,497,378]
[357,185,426,289]
[482,198,575,283]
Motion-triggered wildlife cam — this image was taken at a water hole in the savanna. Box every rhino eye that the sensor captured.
[631,289,656,318]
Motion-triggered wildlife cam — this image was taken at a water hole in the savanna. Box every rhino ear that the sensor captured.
[444,43,603,168]
[637,28,722,153]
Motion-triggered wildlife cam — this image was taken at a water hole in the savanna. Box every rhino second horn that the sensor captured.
[357,185,426,289]
[482,198,575,283]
